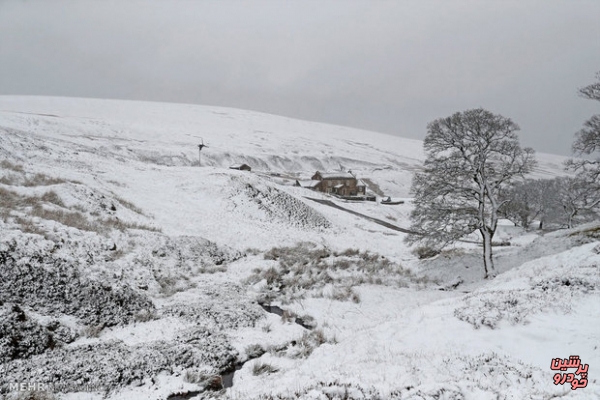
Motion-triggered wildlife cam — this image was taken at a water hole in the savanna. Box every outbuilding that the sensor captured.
[229,164,251,171]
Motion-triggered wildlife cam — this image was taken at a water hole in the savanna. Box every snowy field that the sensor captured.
[0,96,597,399]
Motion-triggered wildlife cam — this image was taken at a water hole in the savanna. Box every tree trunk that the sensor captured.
[480,228,495,279]
[568,211,576,229]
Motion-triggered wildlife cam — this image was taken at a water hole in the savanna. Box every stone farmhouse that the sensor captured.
[296,171,366,196]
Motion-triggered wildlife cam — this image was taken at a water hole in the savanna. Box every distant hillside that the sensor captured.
[0,96,569,198]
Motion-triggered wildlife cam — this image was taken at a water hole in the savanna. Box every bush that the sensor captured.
[39,191,65,207]
[413,246,441,259]
[0,244,156,327]
[245,344,266,359]
[81,324,104,338]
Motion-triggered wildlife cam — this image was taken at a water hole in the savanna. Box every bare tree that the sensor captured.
[566,71,600,181]
[554,176,600,229]
[406,109,536,278]
[499,178,559,230]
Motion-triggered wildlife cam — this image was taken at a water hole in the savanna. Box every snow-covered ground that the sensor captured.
[0,96,597,399]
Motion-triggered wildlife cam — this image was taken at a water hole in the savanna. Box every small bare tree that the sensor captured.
[554,176,600,229]
[499,178,559,230]
[566,71,600,181]
[406,108,536,278]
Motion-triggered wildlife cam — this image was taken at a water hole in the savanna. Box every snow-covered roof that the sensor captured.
[297,180,321,188]
[334,183,345,189]
[315,172,355,180]
[357,179,366,187]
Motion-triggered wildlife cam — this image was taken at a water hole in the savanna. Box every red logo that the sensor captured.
[551,356,588,390]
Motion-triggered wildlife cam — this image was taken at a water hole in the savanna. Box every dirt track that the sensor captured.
[304,197,420,235]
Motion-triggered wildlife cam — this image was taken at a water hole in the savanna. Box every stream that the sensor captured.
[167,302,312,398]
[258,303,315,330]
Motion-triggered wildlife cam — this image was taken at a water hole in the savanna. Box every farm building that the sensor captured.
[308,171,366,196]
[229,164,251,171]
[295,180,321,190]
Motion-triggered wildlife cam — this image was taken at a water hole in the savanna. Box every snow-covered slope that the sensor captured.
[0,96,595,400]
[0,96,568,194]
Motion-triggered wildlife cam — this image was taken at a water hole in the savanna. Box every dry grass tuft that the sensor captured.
[252,361,279,375]
[31,205,98,232]
[0,159,24,172]
[248,242,417,303]
[22,174,66,187]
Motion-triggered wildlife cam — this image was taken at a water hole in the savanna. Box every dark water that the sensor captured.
[167,391,202,400]
[222,363,243,388]
[259,303,314,330]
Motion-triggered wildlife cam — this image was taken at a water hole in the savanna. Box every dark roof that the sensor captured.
[230,164,251,170]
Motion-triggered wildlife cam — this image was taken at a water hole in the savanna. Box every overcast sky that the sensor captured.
[1,0,599,155]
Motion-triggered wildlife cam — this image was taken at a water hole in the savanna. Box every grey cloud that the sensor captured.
[1,0,599,155]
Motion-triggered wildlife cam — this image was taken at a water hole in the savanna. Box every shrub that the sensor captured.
[289,329,329,358]
[133,309,157,323]
[245,344,266,359]
[413,246,441,259]
[81,324,104,338]
[39,191,65,207]
[252,361,279,375]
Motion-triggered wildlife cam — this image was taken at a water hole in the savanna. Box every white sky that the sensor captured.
[1,0,599,155]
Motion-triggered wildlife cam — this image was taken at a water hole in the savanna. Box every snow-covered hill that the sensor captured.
[0,96,597,400]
